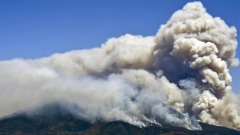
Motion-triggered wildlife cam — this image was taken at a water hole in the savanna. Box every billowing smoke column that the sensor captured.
[0,2,239,130]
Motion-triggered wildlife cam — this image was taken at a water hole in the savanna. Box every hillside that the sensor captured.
[0,108,239,135]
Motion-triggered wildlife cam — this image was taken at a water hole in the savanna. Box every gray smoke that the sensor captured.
[0,2,239,130]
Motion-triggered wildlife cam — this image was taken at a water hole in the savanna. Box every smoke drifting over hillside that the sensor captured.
[0,2,239,130]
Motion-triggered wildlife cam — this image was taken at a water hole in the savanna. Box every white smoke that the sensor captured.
[0,1,239,130]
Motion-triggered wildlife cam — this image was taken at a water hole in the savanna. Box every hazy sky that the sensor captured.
[0,0,239,93]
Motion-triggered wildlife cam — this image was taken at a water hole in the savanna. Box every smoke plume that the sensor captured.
[0,2,239,130]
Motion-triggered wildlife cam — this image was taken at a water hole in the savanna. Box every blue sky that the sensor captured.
[0,0,239,93]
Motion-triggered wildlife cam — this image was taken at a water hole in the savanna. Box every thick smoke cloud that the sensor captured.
[0,2,239,130]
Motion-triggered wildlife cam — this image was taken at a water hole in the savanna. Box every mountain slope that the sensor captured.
[0,112,239,135]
